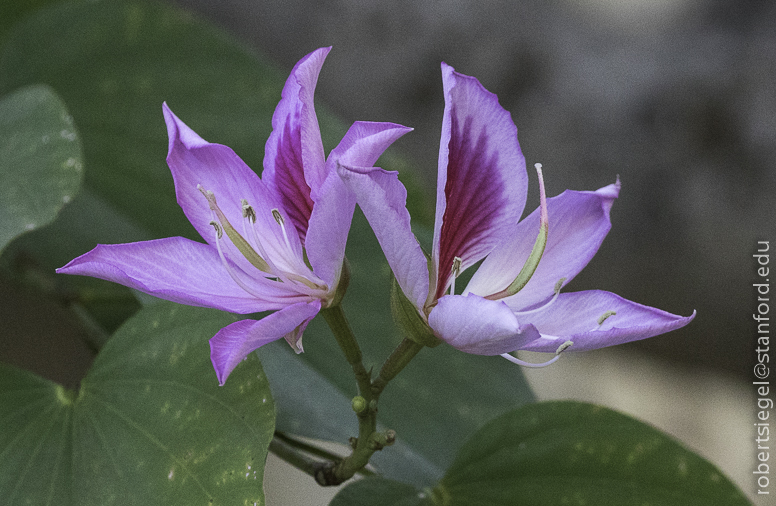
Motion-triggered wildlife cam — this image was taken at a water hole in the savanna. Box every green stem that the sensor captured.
[268,435,322,478]
[269,432,375,478]
[317,303,424,486]
[321,304,372,400]
[372,338,424,398]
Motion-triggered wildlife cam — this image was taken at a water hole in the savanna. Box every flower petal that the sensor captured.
[327,121,414,174]
[428,294,540,355]
[304,172,353,288]
[262,47,330,241]
[338,164,430,310]
[56,237,306,313]
[517,290,696,352]
[306,122,413,287]
[432,63,528,300]
[163,104,305,277]
[209,300,322,385]
[467,180,620,308]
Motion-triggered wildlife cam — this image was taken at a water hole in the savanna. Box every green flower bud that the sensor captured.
[351,395,367,414]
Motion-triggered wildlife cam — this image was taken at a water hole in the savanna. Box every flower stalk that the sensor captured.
[318,292,425,485]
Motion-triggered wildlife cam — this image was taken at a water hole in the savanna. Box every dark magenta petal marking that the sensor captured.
[272,113,314,242]
[436,108,509,300]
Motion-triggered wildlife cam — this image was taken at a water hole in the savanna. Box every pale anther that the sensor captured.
[241,199,256,223]
[597,311,617,326]
[555,340,574,354]
[209,220,223,239]
[450,256,463,296]
[272,208,284,226]
[452,256,462,276]
[513,277,566,317]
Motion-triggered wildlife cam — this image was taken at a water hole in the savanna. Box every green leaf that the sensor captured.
[0,302,275,505]
[329,477,425,506]
[332,401,751,506]
[0,0,290,241]
[0,84,82,253]
[439,401,751,505]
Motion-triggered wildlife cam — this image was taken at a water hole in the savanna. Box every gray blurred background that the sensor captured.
[164,1,773,503]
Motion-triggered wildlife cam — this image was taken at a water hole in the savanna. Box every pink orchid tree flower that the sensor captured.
[57,47,411,384]
[339,63,694,366]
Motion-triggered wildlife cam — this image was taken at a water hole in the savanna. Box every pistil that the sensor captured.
[198,185,271,273]
[485,163,549,301]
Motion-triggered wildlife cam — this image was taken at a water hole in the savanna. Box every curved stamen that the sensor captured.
[241,202,324,294]
[499,339,573,368]
[597,310,617,326]
[272,209,294,253]
[198,185,271,273]
[513,277,566,317]
[500,352,561,368]
[485,163,549,301]
[588,310,617,331]
[208,220,272,299]
[270,208,327,292]
[241,201,286,283]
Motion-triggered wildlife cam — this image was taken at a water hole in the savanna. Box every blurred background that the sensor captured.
[160,0,773,503]
[0,0,773,504]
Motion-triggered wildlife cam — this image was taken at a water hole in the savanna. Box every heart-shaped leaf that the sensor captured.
[331,401,751,506]
[0,302,274,505]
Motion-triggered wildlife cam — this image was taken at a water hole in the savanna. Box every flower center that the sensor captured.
[198,185,326,296]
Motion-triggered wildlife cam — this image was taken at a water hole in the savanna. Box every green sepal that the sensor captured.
[328,257,351,308]
[390,275,442,348]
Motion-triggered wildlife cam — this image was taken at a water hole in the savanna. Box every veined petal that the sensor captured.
[56,237,307,313]
[327,121,414,177]
[517,290,696,352]
[305,172,354,288]
[306,122,413,287]
[338,164,430,310]
[428,294,540,355]
[263,47,330,241]
[163,104,305,275]
[432,63,528,300]
[209,300,322,385]
[467,180,620,308]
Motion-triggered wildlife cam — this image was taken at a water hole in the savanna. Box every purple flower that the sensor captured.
[57,48,411,384]
[339,63,694,365]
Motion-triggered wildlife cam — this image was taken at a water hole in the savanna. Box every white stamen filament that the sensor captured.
[513,277,566,317]
[499,352,561,368]
[272,208,294,253]
[499,340,573,368]
[269,208,320,285]
[241,207,287,280]
[241,204,322,295]
[209,215,271,299]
